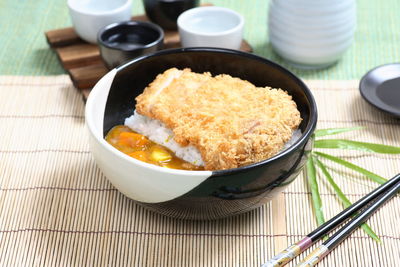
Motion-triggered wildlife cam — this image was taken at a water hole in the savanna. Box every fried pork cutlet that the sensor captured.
[135,68,302,170]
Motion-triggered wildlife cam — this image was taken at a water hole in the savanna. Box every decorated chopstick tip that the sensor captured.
[296,245,329,267]
[261,237,312,267]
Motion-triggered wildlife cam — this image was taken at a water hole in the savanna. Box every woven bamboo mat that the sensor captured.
[0,76,399,266]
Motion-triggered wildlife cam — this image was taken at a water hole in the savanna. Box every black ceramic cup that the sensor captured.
[98,20,164,69]
[143,0,200,30]
[86,48,318,220]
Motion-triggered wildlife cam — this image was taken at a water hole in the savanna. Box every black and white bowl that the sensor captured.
[85,48,318,220]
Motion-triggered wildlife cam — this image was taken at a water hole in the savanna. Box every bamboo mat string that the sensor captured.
[0,76,399,266]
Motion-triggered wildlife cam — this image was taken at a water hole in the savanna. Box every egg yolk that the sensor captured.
[105,125,203,171]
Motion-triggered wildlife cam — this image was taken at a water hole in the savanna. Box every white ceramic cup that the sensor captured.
[268,0,356,69]
[177,6,244,50]
[68,0,132,44]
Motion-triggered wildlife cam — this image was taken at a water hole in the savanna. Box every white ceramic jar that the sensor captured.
[268,0,356,69]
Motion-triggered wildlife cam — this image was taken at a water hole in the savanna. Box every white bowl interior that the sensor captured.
[68,0,131,14]
[178,7,243,36]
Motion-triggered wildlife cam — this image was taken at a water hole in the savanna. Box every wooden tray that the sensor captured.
[45,7,253,100]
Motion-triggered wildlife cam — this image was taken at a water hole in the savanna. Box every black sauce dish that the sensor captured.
[85,48,318,220]
[359,63,400,118]
[98,20,164,69]
[143,0,199,30]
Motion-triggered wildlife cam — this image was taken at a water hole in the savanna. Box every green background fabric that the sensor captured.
[0,0,399,79]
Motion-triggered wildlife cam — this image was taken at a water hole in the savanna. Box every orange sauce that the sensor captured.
[105,125,203,171]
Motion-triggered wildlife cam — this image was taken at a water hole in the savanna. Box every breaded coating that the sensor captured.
[135,68,302,170]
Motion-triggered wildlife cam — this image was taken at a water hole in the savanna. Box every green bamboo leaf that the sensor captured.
[306,155,325,226]
[314,127,364,137]
[315,158,349,204]
[359,222,382,243]
[314,152,387,184]
[314,158,381,243]
[315,139,400,154]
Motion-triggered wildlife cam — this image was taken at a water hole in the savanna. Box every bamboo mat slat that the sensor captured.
[0,76,399,266]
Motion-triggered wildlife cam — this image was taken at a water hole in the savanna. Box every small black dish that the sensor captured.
[98,20,164,69]
[143,0,199,30]
[360,63,400,118]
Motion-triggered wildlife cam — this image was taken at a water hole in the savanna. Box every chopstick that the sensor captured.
[261,173,400,267]
[297,179,400,266]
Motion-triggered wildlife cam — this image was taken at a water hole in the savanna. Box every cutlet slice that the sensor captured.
[133,68,302,170]
[135,68,212,116]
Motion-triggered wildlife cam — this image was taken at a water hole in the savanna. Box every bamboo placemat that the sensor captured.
[0,76,399,266]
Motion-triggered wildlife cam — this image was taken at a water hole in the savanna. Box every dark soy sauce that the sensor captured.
[103,25,160,50]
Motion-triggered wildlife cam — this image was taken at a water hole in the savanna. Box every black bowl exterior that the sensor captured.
[104,48,317,220]
[143,0,200,30]
[142,138,312,220]
[98,21,164,69]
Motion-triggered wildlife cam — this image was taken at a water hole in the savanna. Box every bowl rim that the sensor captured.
[97,20,164,52]
[96,47,318,175]
[177,6,244,37]
[68,0,132,16]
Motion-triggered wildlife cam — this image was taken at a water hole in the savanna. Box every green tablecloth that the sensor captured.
[0,0,399,79]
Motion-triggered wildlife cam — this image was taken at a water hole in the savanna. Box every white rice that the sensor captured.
[125,111,204,166]
[124,111,302,167]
